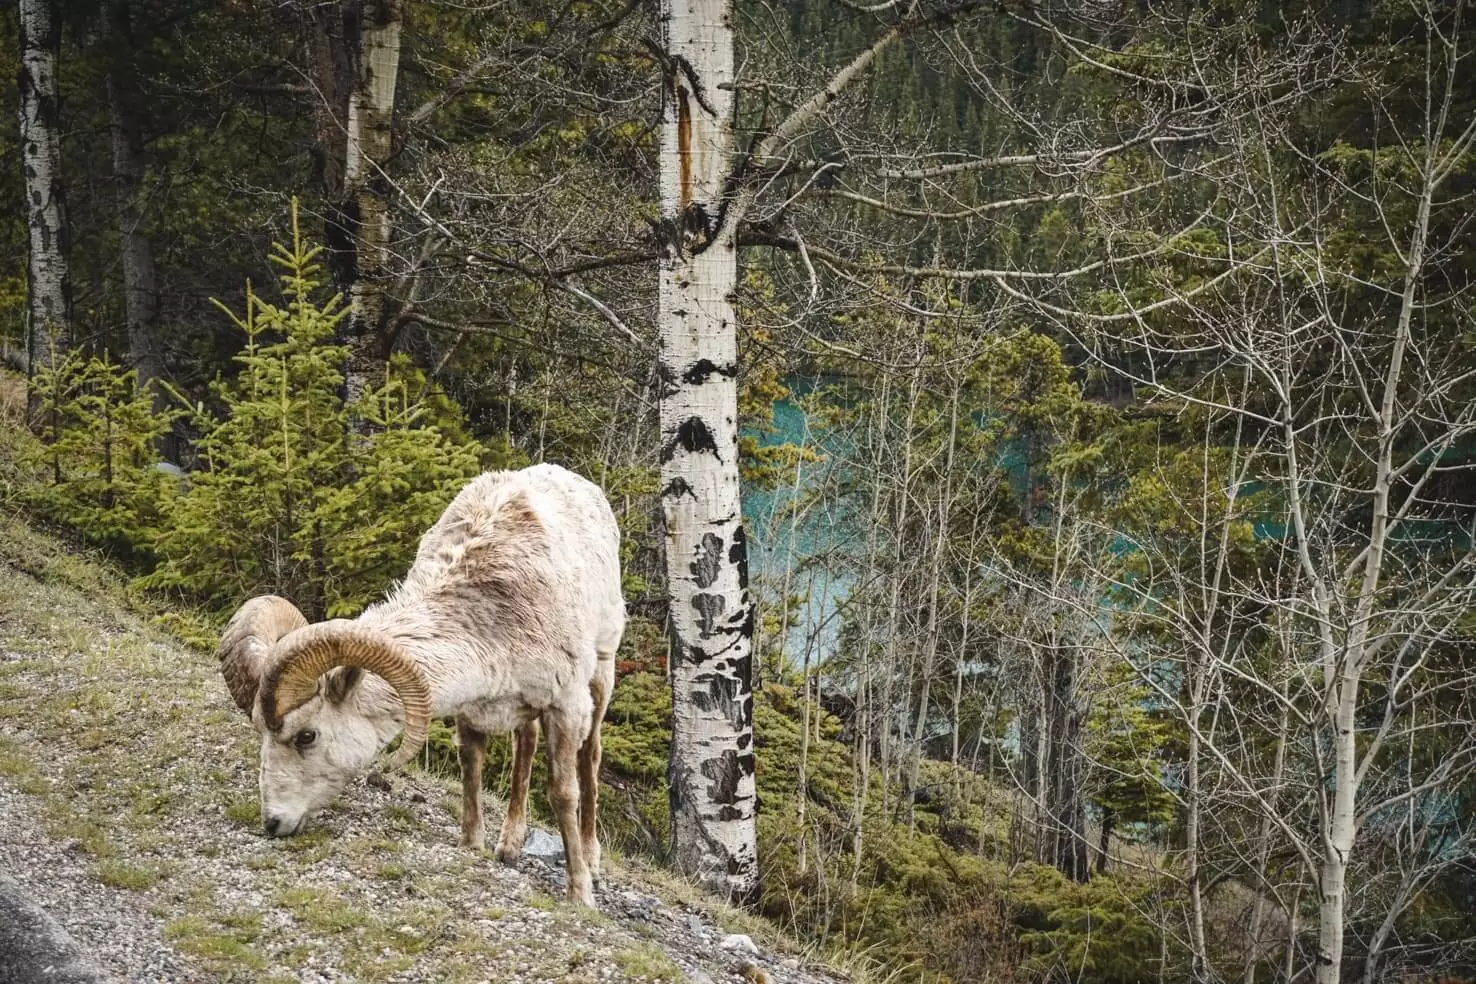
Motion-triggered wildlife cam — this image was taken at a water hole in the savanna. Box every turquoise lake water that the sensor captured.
[743,390,855,668]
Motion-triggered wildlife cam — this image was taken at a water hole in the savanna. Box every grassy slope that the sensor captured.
[0,511,826,984]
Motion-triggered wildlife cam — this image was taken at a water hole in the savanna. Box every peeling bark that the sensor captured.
[18,0,72,391]
[342,0,402,407]
[658,0,757,904]
[302,0,401,405]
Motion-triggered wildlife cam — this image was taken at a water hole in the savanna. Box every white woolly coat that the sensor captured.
[354,463,625,730]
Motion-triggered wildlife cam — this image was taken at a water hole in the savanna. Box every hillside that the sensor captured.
[0,512,841,984]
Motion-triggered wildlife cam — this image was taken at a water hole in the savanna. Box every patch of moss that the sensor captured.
[274,885,370,934]
[0,738,36,779]
[276,825,333,860]
[612,942,684,982]
[382,803,419,828]
[94,860,160,890]
[163,914,266,970]
[224,799,260,826]
[44,813,114,858]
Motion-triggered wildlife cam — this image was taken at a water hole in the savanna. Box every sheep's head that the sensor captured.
[218,597,432,837]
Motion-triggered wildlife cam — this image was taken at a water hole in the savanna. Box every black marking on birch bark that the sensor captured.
[726,848,753,875]
[731,653,752,705]
[668,54,719,116]
[655,216,684,262]
[691,591,725,639]
[735,598,755,644]
[667,623,693,668]
[662,477,697,501]
[727,527,749,588]
[683,359,738,385]
[690,667,747,731]
[656,360,683,399]
[700,748,754,806]
[690,532,723,589]
[661,416,721,463]
[681,202,718,252]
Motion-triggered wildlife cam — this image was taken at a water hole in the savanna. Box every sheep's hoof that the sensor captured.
[494,823,527,864]
[566,884,595,907]
[460,834,485,851]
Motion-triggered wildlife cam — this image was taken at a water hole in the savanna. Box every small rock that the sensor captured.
[720,933,759,955]
[780,957,800,969]
[523,827,565,860]
[686,914,707,936]
[409,791,427,803]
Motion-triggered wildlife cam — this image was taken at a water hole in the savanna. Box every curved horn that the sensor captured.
[257,621,432,771]
[218,596,308,715]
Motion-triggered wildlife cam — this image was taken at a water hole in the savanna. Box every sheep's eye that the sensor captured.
[293,729,317,750]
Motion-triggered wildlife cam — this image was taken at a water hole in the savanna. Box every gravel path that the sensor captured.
[0,784,187,983]
[0,517,846,984]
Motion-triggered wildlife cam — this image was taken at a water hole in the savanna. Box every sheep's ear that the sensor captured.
[324,665,364,705]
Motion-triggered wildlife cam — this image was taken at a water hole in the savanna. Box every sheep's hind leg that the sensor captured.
[494,719,538,864]
[578,661,614,882]
[546,709,594,905]
[455,718,488,851]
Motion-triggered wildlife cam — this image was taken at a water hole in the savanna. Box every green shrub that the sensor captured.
[20,353,179,561]
[1013,864,1183,983]
[140,204,483,617]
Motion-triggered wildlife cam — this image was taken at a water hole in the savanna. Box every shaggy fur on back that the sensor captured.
[351,464,624,724]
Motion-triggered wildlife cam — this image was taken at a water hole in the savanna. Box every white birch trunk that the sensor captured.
[1313,121,1431,984]
[658,0,756,903]
[18,0,71,381]
[343,0,401,407]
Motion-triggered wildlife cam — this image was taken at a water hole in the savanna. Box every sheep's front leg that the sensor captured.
[494,719,538,864]
[455,718,488,850]
[546,710,593,905]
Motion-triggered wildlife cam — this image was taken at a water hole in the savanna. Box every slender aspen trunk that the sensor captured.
[951,565,973,800]
[1283,888,1300,984]
[906,380,959,834]
[1314,120,1432,984]
[1186,657,1209,977]
[1245,679,1291,984]
[342,0,402,406]
[785,455,810,876]
[879,366,921,804]
[19,0,71,396]
[1316,676,1359,984]
[658,0,756,904]
[851,373,890,889]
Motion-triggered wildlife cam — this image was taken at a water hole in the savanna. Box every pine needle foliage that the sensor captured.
[142,204,482,618]
[21,352,180,561]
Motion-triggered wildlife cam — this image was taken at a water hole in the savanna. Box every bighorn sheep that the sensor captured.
[217,464,625,905]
